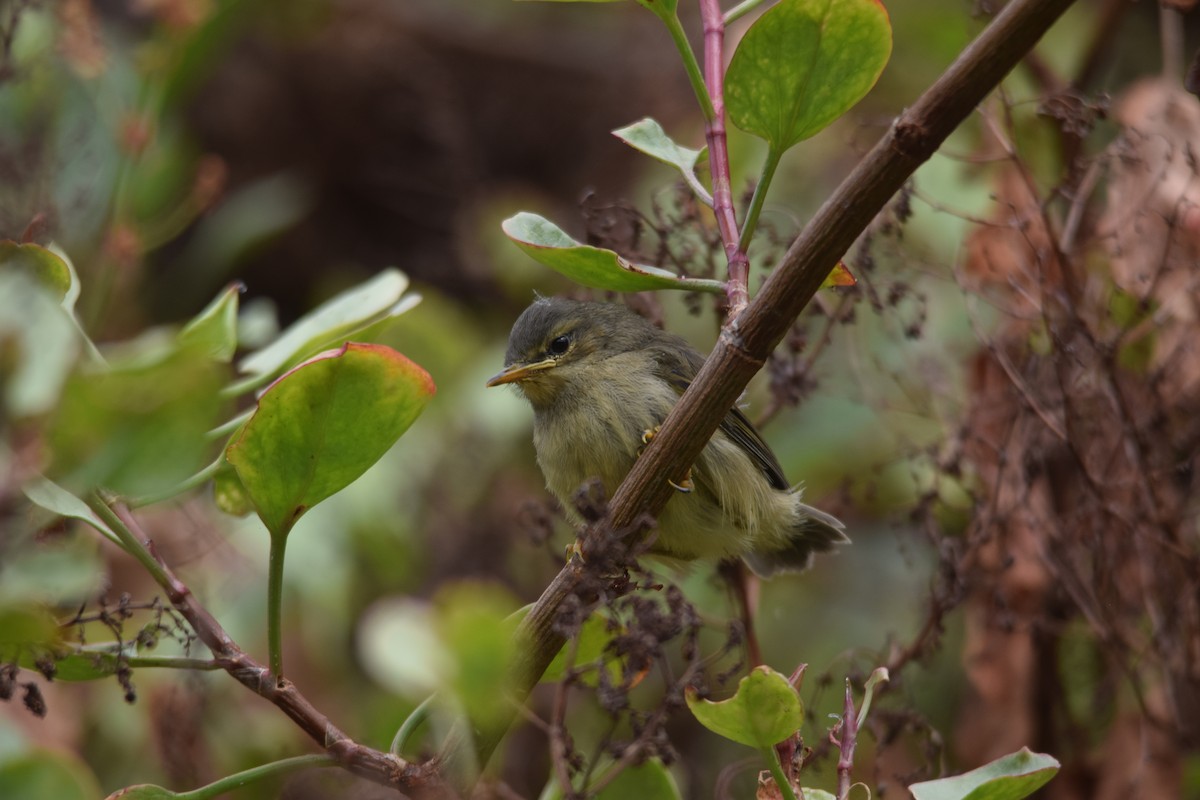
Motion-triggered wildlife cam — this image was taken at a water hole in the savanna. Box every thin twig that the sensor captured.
[96,499,450,798]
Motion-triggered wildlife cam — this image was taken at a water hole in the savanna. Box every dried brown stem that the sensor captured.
[106,502,450,798]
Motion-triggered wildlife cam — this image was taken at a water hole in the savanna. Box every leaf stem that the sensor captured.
[268,531,287,685]
[391,694,437,756]
[87,493,175,588]
[738,145,783,253]
[661,12,717,121]
[169,754,337,800]
[762,745,798,800]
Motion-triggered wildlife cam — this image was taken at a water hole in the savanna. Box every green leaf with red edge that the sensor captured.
[502,212,724,294]
[726,0,892,152]
[226,343,435,537]
[909,749,1060,800]
[686,665,803,748]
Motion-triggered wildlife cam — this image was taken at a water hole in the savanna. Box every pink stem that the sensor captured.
[699,0,751,318]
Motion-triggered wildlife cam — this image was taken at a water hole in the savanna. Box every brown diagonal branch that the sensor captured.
[475,0,1079,777]
[99,501,451,799]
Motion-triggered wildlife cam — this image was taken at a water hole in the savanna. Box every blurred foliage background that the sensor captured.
[1,0,1198,798]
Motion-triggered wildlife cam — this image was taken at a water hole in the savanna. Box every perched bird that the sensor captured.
[487,297,847,577]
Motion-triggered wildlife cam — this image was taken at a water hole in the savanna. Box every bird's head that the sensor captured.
[486,298,651,409]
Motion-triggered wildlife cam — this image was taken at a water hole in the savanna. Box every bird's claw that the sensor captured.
[668,471,694,493]
[640,427,695,493]
[565,540,586,563]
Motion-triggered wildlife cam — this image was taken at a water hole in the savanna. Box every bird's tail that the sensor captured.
[743,502,849,578]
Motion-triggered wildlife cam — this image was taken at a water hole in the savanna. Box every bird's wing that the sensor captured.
[656,345,790,491]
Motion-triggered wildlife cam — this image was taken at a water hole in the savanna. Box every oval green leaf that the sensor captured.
[226,342,435,536]
[726,0,892,151]
[909,748,1060,800]
[502,212,725,294]
[46,346,226,498]
[686,665,803,748]
[23,477,118,544]
[612,118,711,204]
[178,282,242,362]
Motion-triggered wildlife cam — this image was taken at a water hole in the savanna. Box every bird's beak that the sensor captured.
[485,358,556,387]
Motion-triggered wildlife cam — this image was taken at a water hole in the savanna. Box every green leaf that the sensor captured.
[0,241,73,300]
[502,212,724,294]
[22,477,118,543]
[800,790,837,800]
[46,342,226,498]
[612,118,710,202]
[909,749,1060,800]
[686,665,804,748]
[237,269,420,379]
[612,118,703,171]
[0,272,82,418]
[0,751,102,800]
[726,0,892,151]
[596,759,680,800]
[226,342,435,536]
[0,604,61,661]
[178,282,242,362]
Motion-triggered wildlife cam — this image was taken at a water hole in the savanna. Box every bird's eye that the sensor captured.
[547,335,571,356]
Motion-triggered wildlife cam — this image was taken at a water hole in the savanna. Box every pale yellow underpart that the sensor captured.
[529,351,804,563]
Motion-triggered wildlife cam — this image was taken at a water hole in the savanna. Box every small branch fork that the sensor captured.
[90,498,451,799]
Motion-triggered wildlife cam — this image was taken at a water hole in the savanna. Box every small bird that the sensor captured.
[487,297,847,577]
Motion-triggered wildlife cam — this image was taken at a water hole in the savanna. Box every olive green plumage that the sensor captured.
[488,297,847,577]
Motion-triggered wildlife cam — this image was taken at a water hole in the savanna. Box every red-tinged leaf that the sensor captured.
[822,261,857,288]
[226,343,434,537]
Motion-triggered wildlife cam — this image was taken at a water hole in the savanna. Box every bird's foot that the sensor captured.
[640,427,694,493]
[564,539,586,563]
[667,472,694,493]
